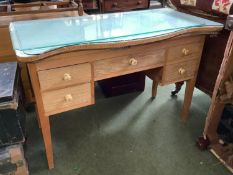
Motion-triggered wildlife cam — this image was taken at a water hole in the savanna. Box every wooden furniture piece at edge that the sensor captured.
[197,17,233,173]
[99,0,150,13]
[82,0,98,10]
[0,1,84,16]
[17,26,222,169]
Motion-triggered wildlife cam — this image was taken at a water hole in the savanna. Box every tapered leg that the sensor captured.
[181,79,196,121]
[28,64,54,169]
[146,68,162,99]
[152,80,159,98]
[40,114,54,169]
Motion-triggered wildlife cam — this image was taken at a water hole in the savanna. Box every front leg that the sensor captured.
[40,113,54,169]
[28,64,54,169]
[181,79,195,121]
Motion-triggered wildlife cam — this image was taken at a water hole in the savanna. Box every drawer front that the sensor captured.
[103,0,148,12]
[42,83,93,115]
[167,42,203,62]
[162,60,199,84]
[38,63,91,91]
[94,49,165,80]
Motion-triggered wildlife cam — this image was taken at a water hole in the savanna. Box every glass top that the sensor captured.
[9,8,222,55]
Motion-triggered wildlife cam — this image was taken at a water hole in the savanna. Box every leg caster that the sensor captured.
[196,136,210,150]
[171,81,184,96]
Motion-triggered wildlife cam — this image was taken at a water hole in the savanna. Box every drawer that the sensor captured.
[38,63,91,91]
[41,83,93,115]
[162,60,199,84]
[94,49,165,80]
[102,0,148,12]
[167,42,204,62]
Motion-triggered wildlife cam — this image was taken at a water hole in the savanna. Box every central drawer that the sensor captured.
[94,49,165,80]
[41,83,93,116]
[38,63,91,91]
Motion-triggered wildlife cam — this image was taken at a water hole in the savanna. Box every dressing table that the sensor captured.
[9,8,223,169]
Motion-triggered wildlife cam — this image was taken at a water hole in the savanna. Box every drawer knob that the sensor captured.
[112,2,118,7]
[182,48,190,56]
[178,68,186,75]
[63,73,72,81]
[64,94,73,102]
[129,58,138,66]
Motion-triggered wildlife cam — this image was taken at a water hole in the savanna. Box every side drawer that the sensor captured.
[94,49,165,80]
[167,41,204,62]
[41,83,93,116]
[162,59,199,84]
[38,63,91,91]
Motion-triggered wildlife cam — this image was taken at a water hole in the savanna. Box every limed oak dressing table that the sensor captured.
[9,8,223,169]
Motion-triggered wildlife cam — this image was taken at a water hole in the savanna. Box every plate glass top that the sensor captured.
[9,8,222,55]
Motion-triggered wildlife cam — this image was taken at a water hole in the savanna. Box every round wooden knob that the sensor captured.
[64,94,73,102]
[63,73,72,81]
[112,2,118,7]
[178,68,186,75]
[182,48,190,56]
[137,1,142,5]
[129,58,138,66]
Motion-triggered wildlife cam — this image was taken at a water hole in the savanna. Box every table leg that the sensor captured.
[28,64,54,169]
[181,78,196,121]
[34,101,54,169]
[40,114,54,169]
[146,68,162,99]
[152,80,159,98]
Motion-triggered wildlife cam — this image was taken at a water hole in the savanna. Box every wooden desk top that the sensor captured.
[9,8,223,62]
